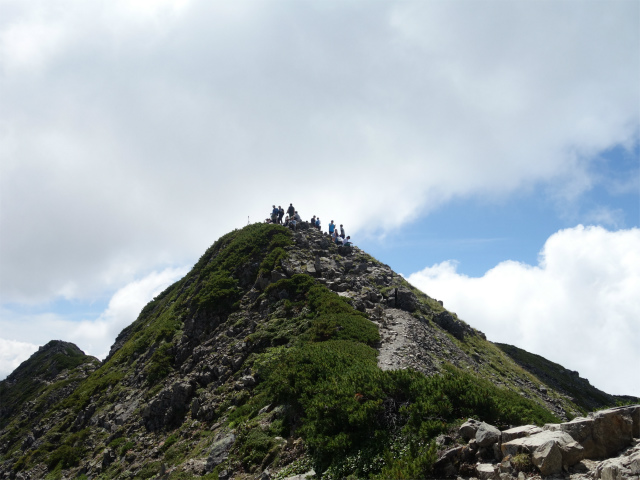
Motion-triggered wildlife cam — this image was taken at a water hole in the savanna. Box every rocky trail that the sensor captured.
[376,307,411,371]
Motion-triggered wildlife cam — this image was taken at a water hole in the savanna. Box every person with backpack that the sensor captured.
[287,203,295,218]
[271,205,279,223]
[278,206,284,224]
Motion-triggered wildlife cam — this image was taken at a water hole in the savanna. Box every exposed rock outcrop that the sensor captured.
[435,404,640,478]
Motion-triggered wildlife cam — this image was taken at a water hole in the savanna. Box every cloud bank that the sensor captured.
[0,266,187,379]
[1,0,638,305]
[407,225,640,397]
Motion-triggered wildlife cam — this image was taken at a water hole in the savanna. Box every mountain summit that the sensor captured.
[0,223,635,479]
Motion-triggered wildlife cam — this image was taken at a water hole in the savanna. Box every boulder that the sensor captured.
[546,407,635,459]
[206,432,236,472]
[591,408,634,458]
[630,449,640,475]
[476,463,498,480]
[531,440,562,476]
[502,425,543,443]
[432,311,470,340]
[601,405,639,438]
[476,422,501,447]
[460,418,482,440]
[502,430,584,474]
[434,445,464,475]
[395,288,418,312]
[283,470,316,480]
[596,457,633,480]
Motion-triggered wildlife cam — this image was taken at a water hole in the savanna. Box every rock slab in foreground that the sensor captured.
[502,430,584,476]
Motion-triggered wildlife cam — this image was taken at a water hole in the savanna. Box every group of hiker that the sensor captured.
[265,203,352,246]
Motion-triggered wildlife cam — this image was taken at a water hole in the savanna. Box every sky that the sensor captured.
[0,0,638,397]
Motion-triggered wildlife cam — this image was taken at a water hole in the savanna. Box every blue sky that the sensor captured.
[1,0,638,397]
[362,144,640,277]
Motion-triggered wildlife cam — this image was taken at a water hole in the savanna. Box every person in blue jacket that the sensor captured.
[328,220,335,236]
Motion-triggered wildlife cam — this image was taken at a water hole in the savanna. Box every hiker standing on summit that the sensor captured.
[277,206,284,224]
[287,203,295,218]
[328,220,335,236]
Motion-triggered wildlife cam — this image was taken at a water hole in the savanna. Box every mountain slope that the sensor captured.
[495,342,633,411]
[0,223,630,480]
[0,340,99,430]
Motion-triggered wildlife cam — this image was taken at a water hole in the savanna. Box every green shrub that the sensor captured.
[120,441,135,456]
[373,439,437,480]
[259,247,289,276]
[160,434,179,453]
[194,272,241,315]
[236,427,275,470]
[265,274,316,300]
[46,445,81,470]
[512,452,534,472]
[256,340,385,471]
[306,313,379,345]
[145,343,174,385]
[107,437,126,450]
[133,461,161,479]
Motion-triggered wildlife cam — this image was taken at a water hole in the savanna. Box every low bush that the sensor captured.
[46,445,81,470]
[145,343,174,385]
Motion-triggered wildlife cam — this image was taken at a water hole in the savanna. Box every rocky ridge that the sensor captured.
[433,405,640,480]
[0,222,636,480]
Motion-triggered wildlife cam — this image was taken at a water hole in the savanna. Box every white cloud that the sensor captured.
[407,225,640,397]
[0,0,637,305]
[0,338,39,380]
[0,266,188,379]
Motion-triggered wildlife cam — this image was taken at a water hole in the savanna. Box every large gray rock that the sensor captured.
[206,432,236,472]
[602,405,639,439]
[502,430,584,475]
[283,470,316,480]
[532,440,563,476]
[596,457,633,480]
[434,446,464,476]
[432,311,471,340]
[476,422,501,447]
[395,288,418,312]
[476,463,498,480]
[502,425,543,443]
[546,407,635,459]
[460,418,482,440]
[591,408,634,458]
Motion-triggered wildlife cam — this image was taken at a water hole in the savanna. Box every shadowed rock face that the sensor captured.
[0,223,636,480]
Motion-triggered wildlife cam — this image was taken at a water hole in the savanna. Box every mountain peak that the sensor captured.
[0,222,635,479]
